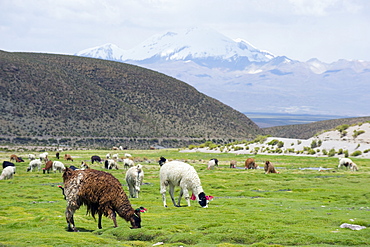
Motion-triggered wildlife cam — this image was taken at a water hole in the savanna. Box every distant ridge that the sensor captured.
[76,27,370,116]
[0,50,261,148]
[263,116,370,139]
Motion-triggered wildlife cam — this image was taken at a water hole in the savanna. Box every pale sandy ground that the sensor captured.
[181,123,370,159]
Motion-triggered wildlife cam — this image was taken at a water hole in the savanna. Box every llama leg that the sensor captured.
[169,185,178,207]
[131,187,135,198]
[111,211,118,228]
[134,187,138,198]
[65,206,78,232]
[98,212,103,229]
[160,185,168,207]
[182,188,190,207]
[178,189,183,207]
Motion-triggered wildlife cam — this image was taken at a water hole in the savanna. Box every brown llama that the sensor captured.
[230,160,237,168]
[264,161,280,174]
[62,168,142,231]
[64,154,73,161]
[245,158,257,169]
[43,160,53,174]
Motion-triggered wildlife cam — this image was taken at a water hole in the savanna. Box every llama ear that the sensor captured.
[137,207,147,213]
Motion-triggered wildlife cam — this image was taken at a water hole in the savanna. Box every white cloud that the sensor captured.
[289,0,362,16]
[0,0,369,62]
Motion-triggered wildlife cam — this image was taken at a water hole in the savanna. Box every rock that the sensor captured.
[340,223,366,230]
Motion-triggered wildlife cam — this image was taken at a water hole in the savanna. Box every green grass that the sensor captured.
[1,149,370,246]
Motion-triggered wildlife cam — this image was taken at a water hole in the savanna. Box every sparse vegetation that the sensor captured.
[264,118,370,139]
[328,148,336,157]
[311,140,318,148]
[353,130,365,138]
[0,51,261,148]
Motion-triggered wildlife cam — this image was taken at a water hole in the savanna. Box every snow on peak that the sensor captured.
[122,27,275,64]
[76,43,125,61]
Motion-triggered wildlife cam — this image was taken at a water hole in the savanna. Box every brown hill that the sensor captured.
[0,50,261,148]
[263,116,370,139]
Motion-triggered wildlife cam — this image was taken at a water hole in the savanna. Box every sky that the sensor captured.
[1,0,369,63]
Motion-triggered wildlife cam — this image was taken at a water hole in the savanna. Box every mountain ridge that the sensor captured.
[75,27,370,116]
[0,50,261,148]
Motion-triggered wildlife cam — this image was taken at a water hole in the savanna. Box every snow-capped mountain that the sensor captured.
[77,43,125,61]
[75,27,370,117]
[77,27,275,70]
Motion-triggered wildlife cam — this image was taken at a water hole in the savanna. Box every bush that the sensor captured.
[318,139,322,147]
[351,150,362,157]
[277,141,284,148]
[267,139,279,146]
[188,145,197,150]
[310,140,317,149]
[353,130,365,138]
[252,135,270,144]
[328,148,336,157]
[336,124,349,133]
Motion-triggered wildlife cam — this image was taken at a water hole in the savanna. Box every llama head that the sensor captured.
[130,208,142,229]
[198,192,209,208]
[158,157,167,166]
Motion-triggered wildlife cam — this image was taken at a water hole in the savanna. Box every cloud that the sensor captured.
[0,0,369,62]
[289,0,362,16]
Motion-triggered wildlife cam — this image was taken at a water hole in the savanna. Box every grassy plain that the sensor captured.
[0,149,370,246]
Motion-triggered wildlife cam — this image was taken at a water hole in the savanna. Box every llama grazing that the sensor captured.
[207,158,219,170]
[43,160,53,174]
[0,166,16,180]
[104,159,118,170]
[123,158,134,169]
[91,155,102,164]
[64,154,73,162]
[125,164,144,198]
[27,159,42,172]
[10,154,23,162]
[2,161,15,169]
[338,158,358,171]
[28,154,36,161]
[112,153,119,160]
[245,158,257,169]
[53,161,65,173]
[230,160,237,168]
[62,168,142,231]
[264,161,280,174]
[159,158,209,208]
[39,152,48,162]
[80,161,89,169]
[10,154,18,162]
